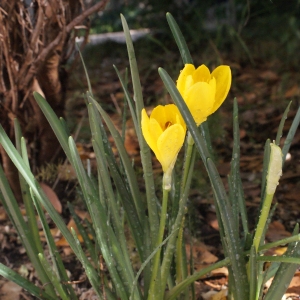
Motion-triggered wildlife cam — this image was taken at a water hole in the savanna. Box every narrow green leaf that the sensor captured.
[31,189,77,299]
[67,138,104,284]
[14,120,44,256]
[90,98,145,222]
[34,90,112,297]
[207,159,249,298]
[84,218,97,242]
[113,65,138,134]
[68,202,98,267]
[187,219,196,300]
[264,224,300,300]
[81,188,127,299]
[249,246,257,300]
[0,165,54,296]
[257,261,279,300]
[19,137,47,248]
[0,263,56,300]
[69,228,104,300]
[38,253,69,300]
[175,218,189,299]
[76,43,93,96]
[67,136,97,199]
[258,226,299,297]
[257,256,300,264]
[0,135,55,297]
[227,174,237,222]
[121,70,129,141]
[229,99,249,236]
[0,124,94,294]
[60,117,71,137]
[199,122,214,161]
[175,218,185,283]
[121,14,159,245]
[33,92,70,159]
[275,101,292,145]
[86,97,111,208]
[94,138,144,259]
[165,258,230,300]
[0,178,18,230]
[130,230,177,300]
[282,105,300,163]
[87,103,143,291]
[259,234,300,252]
[88,103,130,251]
[166,12,193,64]
[68,136,135,299]
[120,14,143,120]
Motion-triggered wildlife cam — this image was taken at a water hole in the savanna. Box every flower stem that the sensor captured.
[147,180,170,300]
[160,134,196,292]
[253,193,274,251]
[181,132,194,189]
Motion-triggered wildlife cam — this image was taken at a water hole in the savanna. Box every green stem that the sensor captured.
[148,179,170,300]
[253,193,274,251]
[181,132,194,189]
[160,134,196,292]
[175,217,185,284]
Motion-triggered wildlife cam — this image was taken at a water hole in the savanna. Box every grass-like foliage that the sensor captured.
[1,13,300,300]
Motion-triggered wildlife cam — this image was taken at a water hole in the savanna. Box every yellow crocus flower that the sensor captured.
[141,104,186,178]
[177,64,231,126]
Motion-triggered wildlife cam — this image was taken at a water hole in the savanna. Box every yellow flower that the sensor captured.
[141,104,186,174]
[177,64,231,126]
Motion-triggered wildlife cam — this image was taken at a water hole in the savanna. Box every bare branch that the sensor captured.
[30,0,44,51]
[38,0,109,63]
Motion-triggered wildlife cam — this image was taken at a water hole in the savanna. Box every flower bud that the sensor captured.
[266,143,282,195]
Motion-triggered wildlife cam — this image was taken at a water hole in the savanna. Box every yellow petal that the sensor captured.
[141,109,159,156]
[206,77,217,115]
[149,118,163,145]
[185,82,215,126]
[211,65,231,113]
[151,104,186,132]
[162,104,179,123]
[175,113,186,131]
[150,105,168,130]
[193,64,211,83]
[157,124,185,172]
[176,64,195,96]
[163,104,186,131]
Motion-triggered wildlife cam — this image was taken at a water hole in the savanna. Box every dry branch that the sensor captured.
[0,0,109,201]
